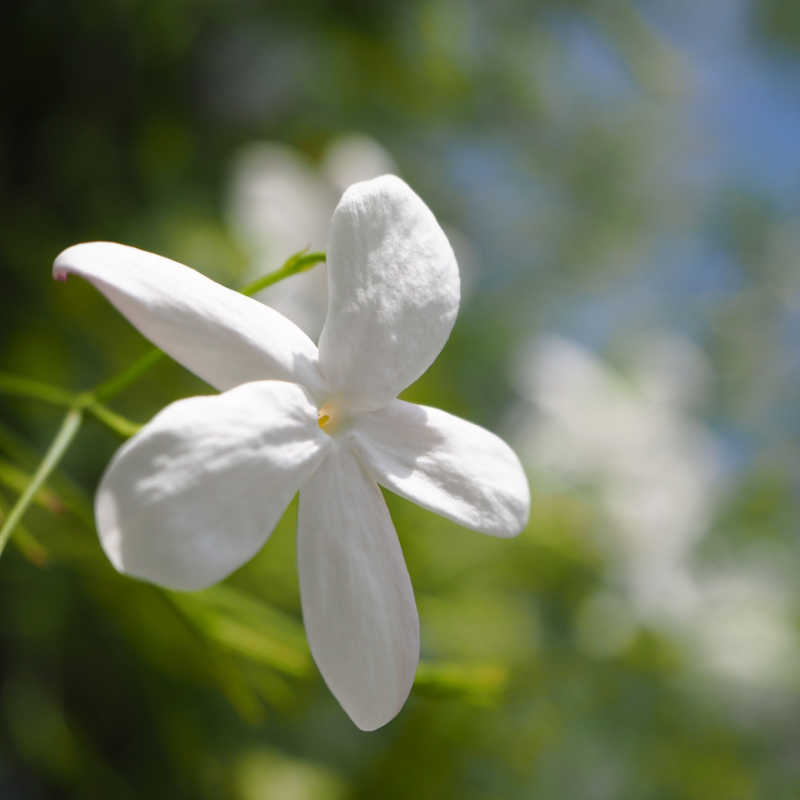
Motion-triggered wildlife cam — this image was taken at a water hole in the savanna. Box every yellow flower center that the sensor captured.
[317,400,344,435]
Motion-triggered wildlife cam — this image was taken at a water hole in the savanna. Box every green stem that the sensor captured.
[239,251,325,297]
[0,372,141,439]
[0,373,75,406]
[93,348,164,402]
[0,408,83,557]
[85,400,141,437]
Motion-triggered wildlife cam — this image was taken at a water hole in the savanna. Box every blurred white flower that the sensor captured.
[226,134,477,339]
[54,176,530,730]
[321,134,397,194]
[513,333,720,621]
[694,566,795,687]
[227,142,335,256]
[226,135,395,339]
[226,142,336,338]
[515,334,799,685]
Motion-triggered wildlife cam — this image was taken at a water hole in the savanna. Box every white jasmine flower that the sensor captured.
[54,176,530,730]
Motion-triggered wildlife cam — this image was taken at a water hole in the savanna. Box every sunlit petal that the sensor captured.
[297,443,419,730]
[319,175,459,411]
[353,400,530,536]
[96,380,329,591]
[54,242,325,396]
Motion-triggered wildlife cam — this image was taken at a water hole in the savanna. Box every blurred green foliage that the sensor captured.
[2,1,800,798]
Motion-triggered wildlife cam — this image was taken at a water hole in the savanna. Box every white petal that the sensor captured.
[318,176,459,412]
[352,400,530,537]
[54,242,324,396]
[297,443,419,730]
[96,381,329,591]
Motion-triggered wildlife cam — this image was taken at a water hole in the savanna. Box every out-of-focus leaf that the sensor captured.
[0,408,82,556]
[165,585,312,678]
[0,458,64,512]
[414,662,509,705]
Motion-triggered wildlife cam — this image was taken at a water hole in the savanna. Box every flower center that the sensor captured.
[317,400,346,436]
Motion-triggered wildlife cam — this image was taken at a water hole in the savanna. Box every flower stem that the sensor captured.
[0,372,141,438]
[0,373,75,406]
[84,400,142,438]
[0,408,83,557]
[92,349,165,402]
[239,251,326,297]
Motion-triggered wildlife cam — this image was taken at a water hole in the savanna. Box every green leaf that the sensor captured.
[0,458,64,512]
[414,662,508,703]
[0,408,83,557]
[0,494,49,566]
[165,586,312,678]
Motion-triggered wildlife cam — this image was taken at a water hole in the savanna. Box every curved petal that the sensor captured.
[352,400,530,537]
[54,242,324,396]
[318,176,459,411]
[96,381,330,591]
[297,443,419,730]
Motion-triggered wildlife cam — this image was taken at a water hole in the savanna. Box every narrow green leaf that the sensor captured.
[0,420,94,526]
[0,408,83,558]
[0,458,63,511]
[0,494,49,566]
[165,587,311,678]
